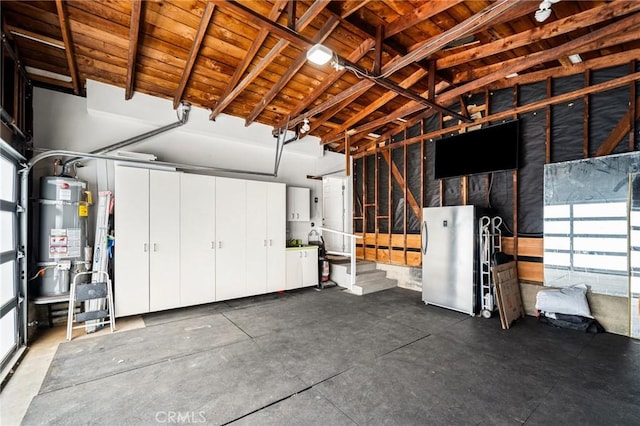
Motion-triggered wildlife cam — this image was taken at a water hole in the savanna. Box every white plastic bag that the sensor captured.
[535,284,593,318]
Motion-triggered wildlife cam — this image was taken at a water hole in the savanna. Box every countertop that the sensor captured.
[285,245,319,251]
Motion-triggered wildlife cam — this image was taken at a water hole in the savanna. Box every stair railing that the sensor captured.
[318,227,362,292]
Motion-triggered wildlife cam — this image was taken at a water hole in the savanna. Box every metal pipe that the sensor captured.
[60,104,191,175]
[29,150,278,177]
[0,106,31,142]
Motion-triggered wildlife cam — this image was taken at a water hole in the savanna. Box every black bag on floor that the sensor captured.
[539,313,605,334]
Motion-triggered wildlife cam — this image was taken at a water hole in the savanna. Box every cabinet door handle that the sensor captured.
[269,239,273,246]
[264,240,267,247]
[153,243,158,252]
[304,251,307,258]
[143,243,148,252]
[211,241,215,249]
[296,213,299,219]
[218,241,222,249]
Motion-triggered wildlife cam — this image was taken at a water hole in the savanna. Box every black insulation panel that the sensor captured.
[424,140,440,207]
[353,157,363,218]
[443,178,462,206]
[392,147,405,233]
[551,74,584,163]
[590,65,630,157]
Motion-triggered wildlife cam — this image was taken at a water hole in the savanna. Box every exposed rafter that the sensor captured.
[173,0,215,109]
[384,0,464,39]
[275,38,375,129]
[125,0,143,100]
[245,15,339,126]
[209,0,326,120]
[216,0,469,126]
[208,0,287,120]
[54,0,81,95]
[436,1,640,72]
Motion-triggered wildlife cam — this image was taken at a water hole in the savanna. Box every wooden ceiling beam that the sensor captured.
[301,89,367,138]
[454,23,640,85]
[125,0,142,100]
[384,0,464,38]
[487,48,640,92]
[335,0,373,19]
[321,68,428,143]
[437,1,640,71]
[245,15,339,126]
[288,1,520,134]
[208,0,286,120]
[218,0,468,127]
[386,0,519,76]
[173,0,215,108]
[441,11,640,102]
[54,0,81,95]
[209,0,325,120]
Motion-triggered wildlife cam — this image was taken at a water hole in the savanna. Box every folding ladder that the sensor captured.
[85,191,114,333]
[66,270,115,341]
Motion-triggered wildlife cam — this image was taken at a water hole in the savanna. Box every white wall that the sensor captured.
[33,81,344,243]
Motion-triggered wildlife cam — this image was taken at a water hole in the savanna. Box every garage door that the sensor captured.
[0,141,24,371]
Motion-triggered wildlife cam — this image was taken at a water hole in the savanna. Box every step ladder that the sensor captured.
[85,191,114,333]
[66,270,115,341]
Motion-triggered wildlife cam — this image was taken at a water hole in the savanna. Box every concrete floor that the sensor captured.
[5,287,640,425]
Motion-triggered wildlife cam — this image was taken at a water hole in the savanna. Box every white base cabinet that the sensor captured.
[286,248,318,290]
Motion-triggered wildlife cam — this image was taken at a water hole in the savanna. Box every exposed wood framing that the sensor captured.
[384,0,464,39]
[125,0,142,100]
[379,151,420,228]
[353,72,640,154]
[245,15,339,126]
[208,0,287,120]
[583,70,590,159]
[545,77,551,163]
[55,0,81,95]
[436,1,640,71]
[173,1,215,108]
[594,95,640,157]
[209,0,327,120]
[388,0,520,73]
[276,38,375,130]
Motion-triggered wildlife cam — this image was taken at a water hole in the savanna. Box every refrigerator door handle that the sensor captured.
[422,221,428,255]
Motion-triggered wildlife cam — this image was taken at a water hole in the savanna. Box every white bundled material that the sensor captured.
[535,284,593,318]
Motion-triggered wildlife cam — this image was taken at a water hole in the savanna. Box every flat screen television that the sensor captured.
[434,120,519,179]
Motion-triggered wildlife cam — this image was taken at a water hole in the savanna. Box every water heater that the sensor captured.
[36,176,90,296]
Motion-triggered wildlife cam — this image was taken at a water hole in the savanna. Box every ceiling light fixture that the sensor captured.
[534,0,561,23]
[568,54,582,64]
[306,44,333,65]
[300,118,310,134]
[25,66,72,82]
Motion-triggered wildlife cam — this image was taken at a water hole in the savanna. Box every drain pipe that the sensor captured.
[60,103,191,175]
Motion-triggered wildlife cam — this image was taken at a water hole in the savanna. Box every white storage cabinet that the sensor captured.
[286,187,310,222]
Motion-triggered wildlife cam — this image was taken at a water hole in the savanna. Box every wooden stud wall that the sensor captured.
[353,62,640,283]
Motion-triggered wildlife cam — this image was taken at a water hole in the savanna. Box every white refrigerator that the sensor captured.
[421,205,477,315]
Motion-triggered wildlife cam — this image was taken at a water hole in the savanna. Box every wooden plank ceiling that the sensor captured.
[2,0,640,152]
